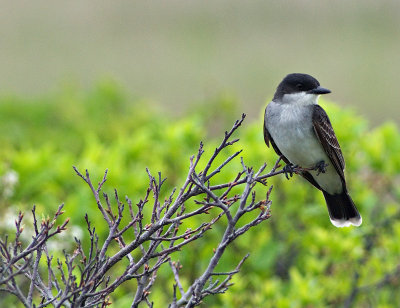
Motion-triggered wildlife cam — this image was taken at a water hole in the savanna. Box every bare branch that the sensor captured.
[0,114,286,307]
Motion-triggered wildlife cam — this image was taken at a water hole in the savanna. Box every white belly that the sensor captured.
[266,102,343,194]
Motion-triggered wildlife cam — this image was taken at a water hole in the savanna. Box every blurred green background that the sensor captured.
[1,1,400,307]
[0,0,399,124]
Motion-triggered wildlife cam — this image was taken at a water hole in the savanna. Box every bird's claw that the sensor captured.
[283,164,298,180]
[314,160,329,176]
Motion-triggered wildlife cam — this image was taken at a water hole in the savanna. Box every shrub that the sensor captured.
[0,82,399,307]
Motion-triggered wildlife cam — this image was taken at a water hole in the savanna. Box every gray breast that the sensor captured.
[265,102,343,194]
[265,102,325,167]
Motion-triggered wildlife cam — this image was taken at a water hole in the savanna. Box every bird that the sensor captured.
[263,73,361,227]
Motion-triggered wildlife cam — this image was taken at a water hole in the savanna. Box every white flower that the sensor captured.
[2,170,19,198]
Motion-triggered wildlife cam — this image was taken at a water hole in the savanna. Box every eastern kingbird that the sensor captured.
[264,73,362,227]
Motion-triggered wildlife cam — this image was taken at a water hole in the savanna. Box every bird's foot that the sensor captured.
[314,160,329,176]
[283,163,298,180]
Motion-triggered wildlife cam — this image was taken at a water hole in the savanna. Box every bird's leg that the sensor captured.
[314,160,329,176]
[283,163,298,180]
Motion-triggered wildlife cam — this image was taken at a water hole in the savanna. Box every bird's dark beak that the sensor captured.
[308,86,331,95]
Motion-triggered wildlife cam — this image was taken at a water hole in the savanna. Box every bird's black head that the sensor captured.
[273,73,331,101]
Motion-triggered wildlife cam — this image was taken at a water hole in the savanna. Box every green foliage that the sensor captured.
[0,82,399,307]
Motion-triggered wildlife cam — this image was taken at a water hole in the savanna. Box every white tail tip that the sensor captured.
[330,216,362,228]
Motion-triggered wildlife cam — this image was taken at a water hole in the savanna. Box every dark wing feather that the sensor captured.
[300,171,322,190]
[263,116,271,147]
[312,105,345,182]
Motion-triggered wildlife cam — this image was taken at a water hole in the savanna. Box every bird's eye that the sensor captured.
[296,83,303,90]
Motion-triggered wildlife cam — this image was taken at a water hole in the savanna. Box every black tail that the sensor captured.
[322,190,362,227]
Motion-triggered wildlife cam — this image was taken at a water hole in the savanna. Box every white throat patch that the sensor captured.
[282,92,319,106]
